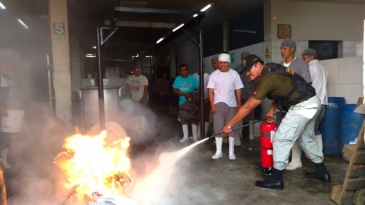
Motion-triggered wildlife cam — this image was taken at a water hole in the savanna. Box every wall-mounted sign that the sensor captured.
[265,47,270,59]
[277,24,291,39]
[53,23,66,39]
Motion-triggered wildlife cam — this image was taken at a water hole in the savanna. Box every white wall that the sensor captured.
[321,55,363,103]
[203,0,365,115]
[269,0,365,41]
[264,0,365,61]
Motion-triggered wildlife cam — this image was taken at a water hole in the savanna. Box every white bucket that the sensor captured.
[1,109,25,133]
[120,99,134,116]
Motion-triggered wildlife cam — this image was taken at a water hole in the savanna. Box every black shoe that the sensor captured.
[255,178,284,190]
[305,171,331,183]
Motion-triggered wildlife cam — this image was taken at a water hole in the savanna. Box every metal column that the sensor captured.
[96,27,105,130]
[198,30,205,140]
[184,29,206,139]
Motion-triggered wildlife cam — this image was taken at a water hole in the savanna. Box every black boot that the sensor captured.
[255,168,284,190]
[305,162,331,183]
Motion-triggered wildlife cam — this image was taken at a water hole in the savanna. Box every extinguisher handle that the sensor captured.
[267,118,274,123]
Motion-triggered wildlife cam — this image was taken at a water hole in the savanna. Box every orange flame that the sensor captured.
[55,130,132,199]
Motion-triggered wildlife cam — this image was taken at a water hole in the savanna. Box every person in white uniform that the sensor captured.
[207,52,243,160]
[285,48,328,170]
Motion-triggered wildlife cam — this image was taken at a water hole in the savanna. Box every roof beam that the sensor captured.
[104,20,176,29]
[114,6,196,15]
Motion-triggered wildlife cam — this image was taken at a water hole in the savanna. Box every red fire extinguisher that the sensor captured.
[260,119,276,175]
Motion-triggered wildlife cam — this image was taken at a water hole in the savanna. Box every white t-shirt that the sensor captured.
[283,57,293,67]
[207,69,243,107]
[126,75,148,101]
[193,72,210,99]
[309,59,328,105]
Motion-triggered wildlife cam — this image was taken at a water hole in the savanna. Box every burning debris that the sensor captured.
[54,125,137,205]
[53,121,207,205]
[86,193,138,205]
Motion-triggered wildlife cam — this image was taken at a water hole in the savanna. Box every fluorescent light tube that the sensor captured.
[17,19,29,29]
[156,38,164,44]
[173,24,184,32]
[193,14,198,17]
[0,2,5,9]
[200,4,211,12]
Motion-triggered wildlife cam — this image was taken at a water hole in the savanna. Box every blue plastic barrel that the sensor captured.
[319,97,346,155]
[339,104,364,156]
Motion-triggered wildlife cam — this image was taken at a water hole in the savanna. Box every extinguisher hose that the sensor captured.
[209,118,267,138]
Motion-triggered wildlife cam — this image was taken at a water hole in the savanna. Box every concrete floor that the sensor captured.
[123,113,347,205]
[4,111,347,205]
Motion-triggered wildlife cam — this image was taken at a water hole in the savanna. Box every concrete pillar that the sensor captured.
[263,1,272,41]
[223,21,229,51]
[49,0,72,123]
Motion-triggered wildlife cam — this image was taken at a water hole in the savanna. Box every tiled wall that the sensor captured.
[339,41,363,58]
[321,56,363,104]
[270,39,362,62]
[203,42,364,115]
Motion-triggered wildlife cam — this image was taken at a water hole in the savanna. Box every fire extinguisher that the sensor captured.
[260,119,276,175]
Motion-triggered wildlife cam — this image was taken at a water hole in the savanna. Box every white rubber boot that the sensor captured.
[204,122,210,138]
[285,141,302,170]
[314,134,323,153]
[229,137,236,160]
[1,148,11,169]
[249,120,255,140]
[180,124,189,142]
[192,124,198,142]
[212,137,223,159]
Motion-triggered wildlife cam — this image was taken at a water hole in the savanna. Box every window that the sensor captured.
[308,41,339,60]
